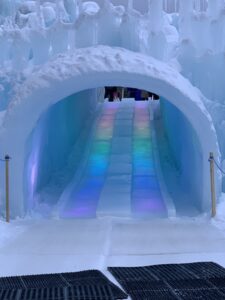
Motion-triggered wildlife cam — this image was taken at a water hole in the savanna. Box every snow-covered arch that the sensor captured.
[0,46,220,217]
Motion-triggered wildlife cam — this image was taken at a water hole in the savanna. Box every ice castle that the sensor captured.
[0,0,224,219]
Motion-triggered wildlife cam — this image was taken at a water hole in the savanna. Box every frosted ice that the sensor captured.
[0,0,224,226]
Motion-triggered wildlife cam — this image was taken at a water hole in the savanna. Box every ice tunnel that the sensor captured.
[0,46,220,218]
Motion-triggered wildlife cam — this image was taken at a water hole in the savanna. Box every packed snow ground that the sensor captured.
[1,212,225,279]
[1,197,225,300]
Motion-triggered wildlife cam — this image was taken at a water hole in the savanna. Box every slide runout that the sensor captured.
[131,101,168,218]
[59,103,119,218]
[97,101,134,217]
[59,100,170,219]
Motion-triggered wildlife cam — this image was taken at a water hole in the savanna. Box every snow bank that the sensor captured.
[212,193,225,231]
[1,217,225,277]
[0,221,25,248]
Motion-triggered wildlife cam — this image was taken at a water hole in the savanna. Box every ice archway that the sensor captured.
[0,46,220,217]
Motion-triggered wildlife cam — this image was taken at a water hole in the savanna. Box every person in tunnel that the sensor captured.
[117,87,122,101]
[107,87,122,102]
[135,89,142,101]
[149,92,160,100]
[107,87,115,102]
[141,90,149,100]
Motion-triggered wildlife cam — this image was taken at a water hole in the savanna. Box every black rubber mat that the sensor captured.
[0,285,117,300]
[0,270,127,300]
[131,289,177,300]
[167,278,211,290]
[209,277,225,288]
[175,288,225,300]
[108,262,225,300]
[121,280,168,292]
[107,266,157,281]
[180,262,225,279]
[145,264,195,281]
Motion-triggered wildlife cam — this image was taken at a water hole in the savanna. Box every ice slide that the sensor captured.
[59,100,168,218]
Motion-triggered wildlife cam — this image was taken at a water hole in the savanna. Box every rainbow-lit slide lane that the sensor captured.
[60,100,167,219]
[60,103,119,218]
[97,101,134,216]
[132,102,167,217]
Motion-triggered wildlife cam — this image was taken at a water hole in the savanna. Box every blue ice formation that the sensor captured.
[0,0,224,219]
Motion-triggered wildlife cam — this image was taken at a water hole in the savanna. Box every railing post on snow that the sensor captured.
[209,152,216,218]
[5,155,10,223]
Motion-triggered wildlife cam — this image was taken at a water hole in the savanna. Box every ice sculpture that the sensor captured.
[0,0,224,218]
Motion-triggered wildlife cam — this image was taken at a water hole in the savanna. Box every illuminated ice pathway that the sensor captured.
[97,101,134,216]
[60,102,119,218]
[132,102,167,217]
[60,100,168,218]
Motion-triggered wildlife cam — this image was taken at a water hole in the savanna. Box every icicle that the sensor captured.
[193,0,198,12]
[127,0,133,11]
[148,0,151,15]
[179,0,194,40]
[77,0,83,17]
[202,0,206,11]
[179,0,194,16]
[56,0,61,22]
[163,0,167,13]
[174,0,177,13]
[10,0,16,25]
[35,0,42,28]
[208,0,222,19]
[148,0,163,32]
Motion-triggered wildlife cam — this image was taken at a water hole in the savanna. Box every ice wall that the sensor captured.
[177,0,225,170]
[0,0,224,215]
[0,0,179,71]
[159,98,204,213]
[24,89,99,215]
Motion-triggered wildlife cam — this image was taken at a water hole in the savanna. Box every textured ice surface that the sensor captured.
[1,217,225,277]
[0,45,219,218]
[59,100,167,219]
[0,0,224,218]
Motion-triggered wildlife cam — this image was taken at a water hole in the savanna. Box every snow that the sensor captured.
[0,217,225,277]
[2,45,208,118]
[0,220,25,248]
[0,0,224,281]
[212,193,225,231]
[82,2,100,16]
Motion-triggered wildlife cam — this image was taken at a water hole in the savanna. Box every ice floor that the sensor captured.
[59,100,167,219]
[0,217,225,279]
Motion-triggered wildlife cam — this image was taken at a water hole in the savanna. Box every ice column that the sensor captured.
[11,30,31,71]
[97,0,122,47]
[77,0,83,17]
[194,0,201,12]
[208,0,222,19]
[35,0,43,28]
[179,0,194,41]
[148,0,163,32]
[147,0,167,60]
[63,0,82,22]
[128,0,133,11]
[0,0,16,19]
[208,0,224,53]
[56,0,65,21]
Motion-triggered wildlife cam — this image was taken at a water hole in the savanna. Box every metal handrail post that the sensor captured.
[209,152,216,218]
[5,155,10,223]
